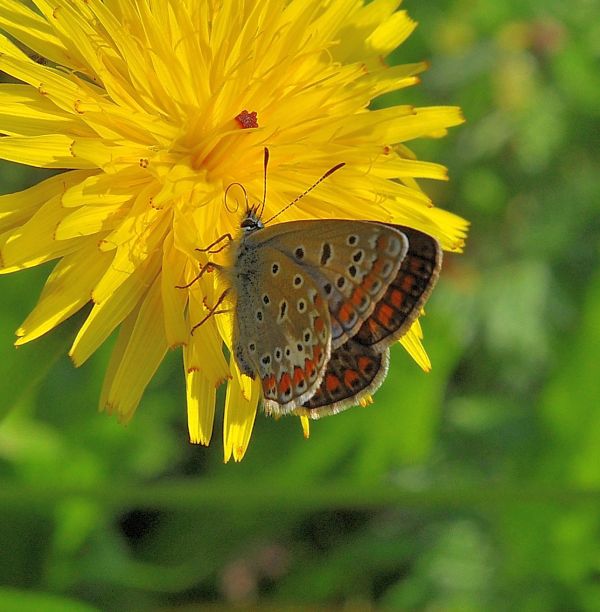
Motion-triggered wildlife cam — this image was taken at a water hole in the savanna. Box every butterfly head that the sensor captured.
[240,206,265,235]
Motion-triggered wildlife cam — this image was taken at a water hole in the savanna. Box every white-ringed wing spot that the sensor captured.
[386,235,402,257]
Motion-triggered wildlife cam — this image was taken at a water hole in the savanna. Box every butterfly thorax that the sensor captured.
[228,210,267,379]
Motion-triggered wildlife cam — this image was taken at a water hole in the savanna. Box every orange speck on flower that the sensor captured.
[235,110,259,129]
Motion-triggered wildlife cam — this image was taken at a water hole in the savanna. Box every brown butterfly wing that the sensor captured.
[351,225,442,351]
[295,226,441,417]
[295,338,390,418]
[256,219,410,350]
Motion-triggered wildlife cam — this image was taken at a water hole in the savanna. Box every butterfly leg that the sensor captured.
[176,262,223,289]
[195,233,233,255]
[190,288,231,334]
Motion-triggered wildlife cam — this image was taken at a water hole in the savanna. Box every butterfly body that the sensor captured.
[224,213,442,418]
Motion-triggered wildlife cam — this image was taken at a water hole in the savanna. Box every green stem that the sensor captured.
[1,479,599,510]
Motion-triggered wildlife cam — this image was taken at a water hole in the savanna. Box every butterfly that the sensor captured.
[188,149,442,418]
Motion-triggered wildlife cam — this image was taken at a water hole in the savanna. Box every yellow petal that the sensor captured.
[0,134,93,169]
[0,194,84,272]
[186,289,231,387]
[61,170,148,208]
[366,62,428,98]
[399,318,431,372]
[160,233,188,348]
[69,137,157,172]
[0,169,93,233]
[386,106,466,142]
[367,10,416,55]
[0,83,82,137]
[0,41,100,114]
[93,207,169,303]
[372,155,449,181]
[390,204,469,253]
[223,358,260,463]
[100,274,168,422]
[184,361,216,446]
[15,240,111,345]
[70,253,160,366]
[54,204,125,240]
[300,416,310,439]
[0,0,80,68]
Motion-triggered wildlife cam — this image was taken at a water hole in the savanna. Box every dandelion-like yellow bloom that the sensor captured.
[0,0,467,461]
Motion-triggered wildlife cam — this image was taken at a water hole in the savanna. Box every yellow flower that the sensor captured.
[0,0,467,461]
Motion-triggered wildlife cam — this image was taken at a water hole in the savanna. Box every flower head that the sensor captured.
[0,0,467,461]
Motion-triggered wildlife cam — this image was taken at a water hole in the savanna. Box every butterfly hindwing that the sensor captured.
[295,338,390,418]
[352,225,442,351]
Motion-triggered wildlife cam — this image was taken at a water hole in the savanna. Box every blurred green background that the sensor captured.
[1,0,600,610]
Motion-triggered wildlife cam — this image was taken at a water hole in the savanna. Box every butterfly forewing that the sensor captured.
[232,243,332,413]
[256,220,410,350]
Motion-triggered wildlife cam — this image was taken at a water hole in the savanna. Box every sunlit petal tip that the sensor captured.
[233,445,247,462]
[300,416,310,439]
[451,239,466,252]
[215,375,233,388]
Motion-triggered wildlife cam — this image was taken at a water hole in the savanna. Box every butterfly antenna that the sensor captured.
[257,147,269,218]
[264,161,346,225]
[224,181,249,214]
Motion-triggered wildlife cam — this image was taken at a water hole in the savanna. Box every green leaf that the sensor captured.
[0,588,99,612]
